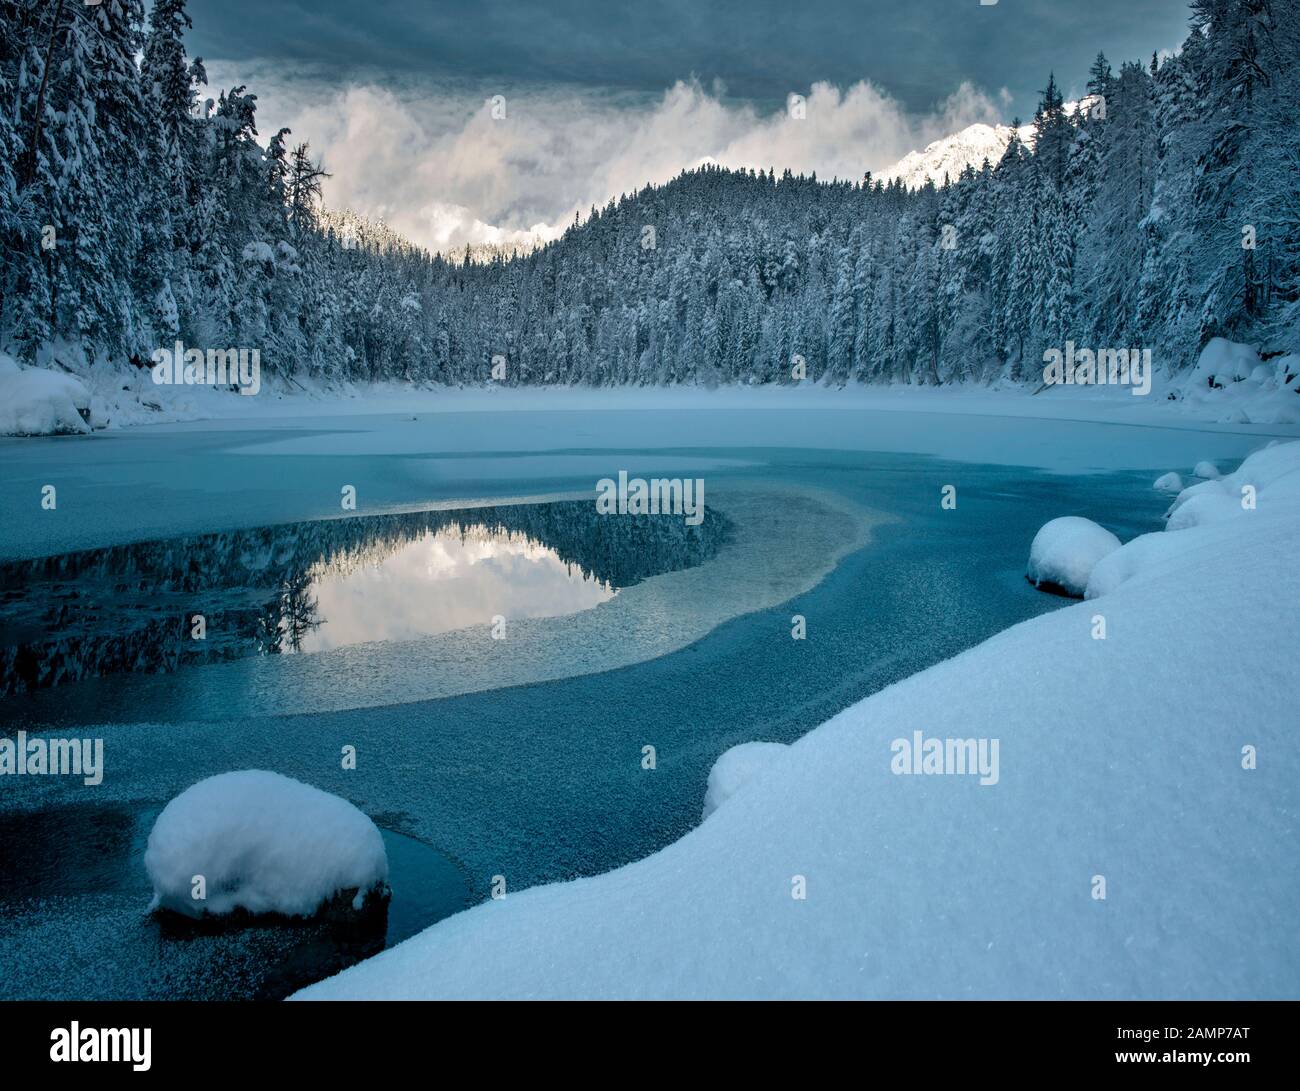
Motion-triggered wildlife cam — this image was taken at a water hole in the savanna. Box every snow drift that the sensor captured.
[1088,442,1298,598]
[701,742,790,820]
[145,771,388,919]
[295,440,1300,1000]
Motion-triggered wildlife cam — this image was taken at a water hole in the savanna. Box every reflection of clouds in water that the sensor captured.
[293,527,614,653]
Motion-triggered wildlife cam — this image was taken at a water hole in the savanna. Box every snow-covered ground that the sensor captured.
[295,440,1300,999]
[4,336,1297,436]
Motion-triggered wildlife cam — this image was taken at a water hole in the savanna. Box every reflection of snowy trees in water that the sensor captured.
[261,571,324,655]
[0,500,731,695]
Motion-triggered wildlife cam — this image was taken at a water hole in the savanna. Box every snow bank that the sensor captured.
[0,356,91,436]
[10,336,1300,435]
[701,742,789,820]
[145,771,388,919]
[1168,442,1300,530]
[1153,471,1183,492]
[295,440,1300,1000]
[1087,443,1299,599]
[1024,516,1121,597]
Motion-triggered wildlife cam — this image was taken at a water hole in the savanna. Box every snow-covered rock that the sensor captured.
[145,771,389,919]
[1025,516,1121,597]
[1153,472,1183,493]
[294,441,1300,1001]
[1170,339,1300,425]
[1192,338,1261,388]
[0,357,92,436]
[701,742,789,820]
[1193,460,1221,479]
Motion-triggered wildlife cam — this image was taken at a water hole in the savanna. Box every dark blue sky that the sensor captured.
[189,0,1193,120]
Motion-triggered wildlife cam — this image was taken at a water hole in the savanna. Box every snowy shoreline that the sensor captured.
[295,440,1300,1000]
[4,340,1299,439]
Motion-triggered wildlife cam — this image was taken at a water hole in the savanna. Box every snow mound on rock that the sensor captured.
[702,742,790,820]
[1192,338,1261,386]
[1193,460,1221,480]
[144,770,388,919]
[1169,339,1300,425]
[1025,516,1121,597]
[0,356,91,436]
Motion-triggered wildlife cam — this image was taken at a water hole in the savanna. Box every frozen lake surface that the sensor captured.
[0,401,1287,998]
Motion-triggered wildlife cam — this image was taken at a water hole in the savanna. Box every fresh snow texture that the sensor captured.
[145,771,388,919]
[1024,516,1121,597]
[296,440,1300,1000]
[1088,444,1294,597]
[1168,443,1299,529]
[0,355,91,436]
[701,742,790,820]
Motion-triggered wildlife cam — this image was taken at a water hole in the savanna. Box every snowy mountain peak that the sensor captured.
[878,99,1092,192]
[878,120,1036,191]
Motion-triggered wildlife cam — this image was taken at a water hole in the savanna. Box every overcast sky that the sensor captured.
[190,0,1193,252]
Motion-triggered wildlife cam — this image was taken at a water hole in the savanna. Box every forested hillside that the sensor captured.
[1,0,1297,390]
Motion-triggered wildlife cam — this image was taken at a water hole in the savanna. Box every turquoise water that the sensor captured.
[0,407,1274,999]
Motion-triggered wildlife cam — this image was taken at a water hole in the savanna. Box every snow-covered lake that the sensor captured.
[0,397,1291,999]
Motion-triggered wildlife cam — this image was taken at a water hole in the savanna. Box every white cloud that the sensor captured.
[205,63,1008,254]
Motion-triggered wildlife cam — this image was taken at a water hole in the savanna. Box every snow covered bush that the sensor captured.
[0,355,92,436]
[702,742,789,820]
[145,771,389,919]
[1025,516,1121,597]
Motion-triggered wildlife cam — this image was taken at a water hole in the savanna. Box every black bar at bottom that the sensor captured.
[0,999,1290,1077]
